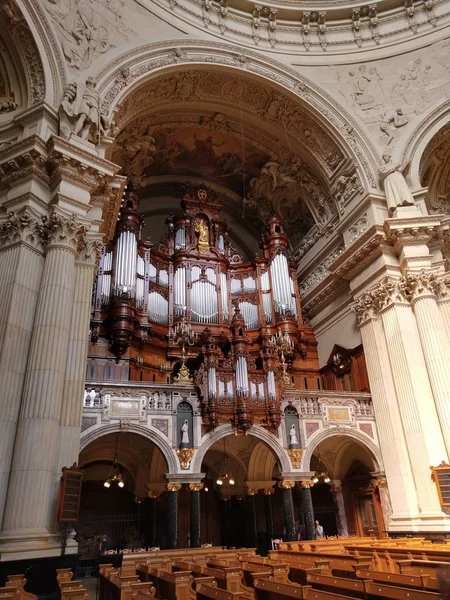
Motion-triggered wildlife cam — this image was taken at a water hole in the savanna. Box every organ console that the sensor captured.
[90,184,319,432]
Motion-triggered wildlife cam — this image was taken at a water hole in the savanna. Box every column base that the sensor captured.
[387,513,450,534]
[0,529,77,561]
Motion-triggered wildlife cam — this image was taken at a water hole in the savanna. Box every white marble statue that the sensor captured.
[379,153,415,214]
[181,420,190,445]
[289,424,298,446]
[74,77,100,140]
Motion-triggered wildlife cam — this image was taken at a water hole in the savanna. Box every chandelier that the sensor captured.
[311,449,330,485]
[216,438,235,487]
[104,435,125,488]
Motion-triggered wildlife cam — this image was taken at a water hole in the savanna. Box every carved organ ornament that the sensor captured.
[92,185,317,433]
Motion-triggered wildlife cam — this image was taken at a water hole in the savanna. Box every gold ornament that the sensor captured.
[173,358,193,384]
[300,480,315,489]
[189,482,204,492]
[195,218,210,254]
[166,482,182,492]
[177,447,195,470]
[288,448,304,469]
[278,480,295,489]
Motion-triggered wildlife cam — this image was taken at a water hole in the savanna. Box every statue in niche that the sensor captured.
[74,77,100,140]
[195,219,210,254]
[181,420,190,445]
[379,153,415,214]
[289,424,299,446]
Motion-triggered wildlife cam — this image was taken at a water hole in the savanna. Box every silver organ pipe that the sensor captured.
[260,271,272,323]
[208,367,217,398]
[115,230,137,295]
[239,301,259,329]
[267,370,276,400]
[258,382,265,401]
[218,235,225,253]
[190,266,218,324]
[101,250,112,306]
[271,253,294,313]
[175,227,186,249]
[174,266,186,316]
[290,277,298,317]
[236,356,249,396]
[148,291,169,324]
[219,380,225,402]
[136,255,145,309]
[149,263,157,282]
[159,269,169,287]
[243,275,256,293]
[251,382,257,401]
[230,278,241,296]
[220,272,229,320]
[227,380,233,399]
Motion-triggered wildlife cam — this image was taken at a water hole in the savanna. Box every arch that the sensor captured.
[192,423,291,473]
[80,422,178,474]
[302,427,384,474]
[400,98,450,191]
[247,441,277,482]
[94,39,379,190]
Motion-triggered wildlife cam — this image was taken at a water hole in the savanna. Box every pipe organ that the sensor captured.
[91,185,319,432]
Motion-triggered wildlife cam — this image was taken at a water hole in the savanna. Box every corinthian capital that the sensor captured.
[353,277,410,325]
[400,269,440,302]
[47,212,89,252]
[77,235,103,266]
[0,208,47,252]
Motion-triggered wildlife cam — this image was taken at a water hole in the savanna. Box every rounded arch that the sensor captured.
[192,423,291,473]
[93,39,379,190]
[302,427,384,474]
[247,441,277,482]
[401,98,450,191]
[80,422,178,474]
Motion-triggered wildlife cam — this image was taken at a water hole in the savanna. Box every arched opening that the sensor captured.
[307,434,385,539]
[77,431,168,558]
[419,122,450,216]
[200,434,284,553]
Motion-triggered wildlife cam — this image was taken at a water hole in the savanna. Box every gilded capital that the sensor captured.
[263,488,274,495]
[246,488,258,496]
[189,482,204,492]
[278,480,295,490]
[166,483,182,492]
[300,481,315,489]
[147,490,159,499]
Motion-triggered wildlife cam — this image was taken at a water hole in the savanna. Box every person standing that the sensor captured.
[314,520,324,538]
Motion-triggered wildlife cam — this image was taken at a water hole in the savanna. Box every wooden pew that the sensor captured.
[137,567,192,600]
[363,580,445,600]
[196,582,246,600]
[355,567,440,592]
[397,560,450,579]
[252,578,308,600]
[306,573,367,599]
[0,575,38,600]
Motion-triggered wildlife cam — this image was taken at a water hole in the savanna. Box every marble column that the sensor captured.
[167,483,181,549]
[0,211,45,529]
[247,489,258,548]
[375,477,392,535]
[221,496,230,548]
[380,299,447,515]
[147,492,158,548]
[57,237,102,472]
[331,482,348,537]
[0,213,85,556]
[354,306,420,523]
[300,482,315,540]
[189,482,203,548]
[263,489,274,543]
[406,274,450,455]
[279,481,296,542]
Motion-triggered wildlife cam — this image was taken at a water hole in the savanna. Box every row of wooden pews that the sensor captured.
[100,538,450,600]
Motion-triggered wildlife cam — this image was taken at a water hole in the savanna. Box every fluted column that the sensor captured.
[0,214,85,555]
[299,482,315,540]
[189,482,203,548]
[167,483,181,549]
[331,482,348,537]
[0,210,46,528]
[57,237,102,472]
[404,272,450,455]
[353,302,420,523]
[380,299,446,515]
[279,481,296,542]
[437,281,450,343]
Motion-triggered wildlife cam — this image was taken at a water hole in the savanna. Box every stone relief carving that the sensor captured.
[322,43,450,149]
[42,0,138,71]
[348,213,368,244]
[299,245,344,295]
[379,154,415,214]
[334,171,364,214]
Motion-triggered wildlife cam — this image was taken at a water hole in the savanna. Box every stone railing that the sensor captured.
[83,382,198,416]
[283,389,374,420]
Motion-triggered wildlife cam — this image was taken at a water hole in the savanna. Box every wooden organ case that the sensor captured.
[90,185,319,432]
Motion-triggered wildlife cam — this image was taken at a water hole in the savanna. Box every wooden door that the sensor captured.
[357,494,379,537]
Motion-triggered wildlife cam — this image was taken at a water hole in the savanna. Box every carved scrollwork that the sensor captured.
[0,208,47,251]
[46,212,89,252]
[399,270,441,302]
